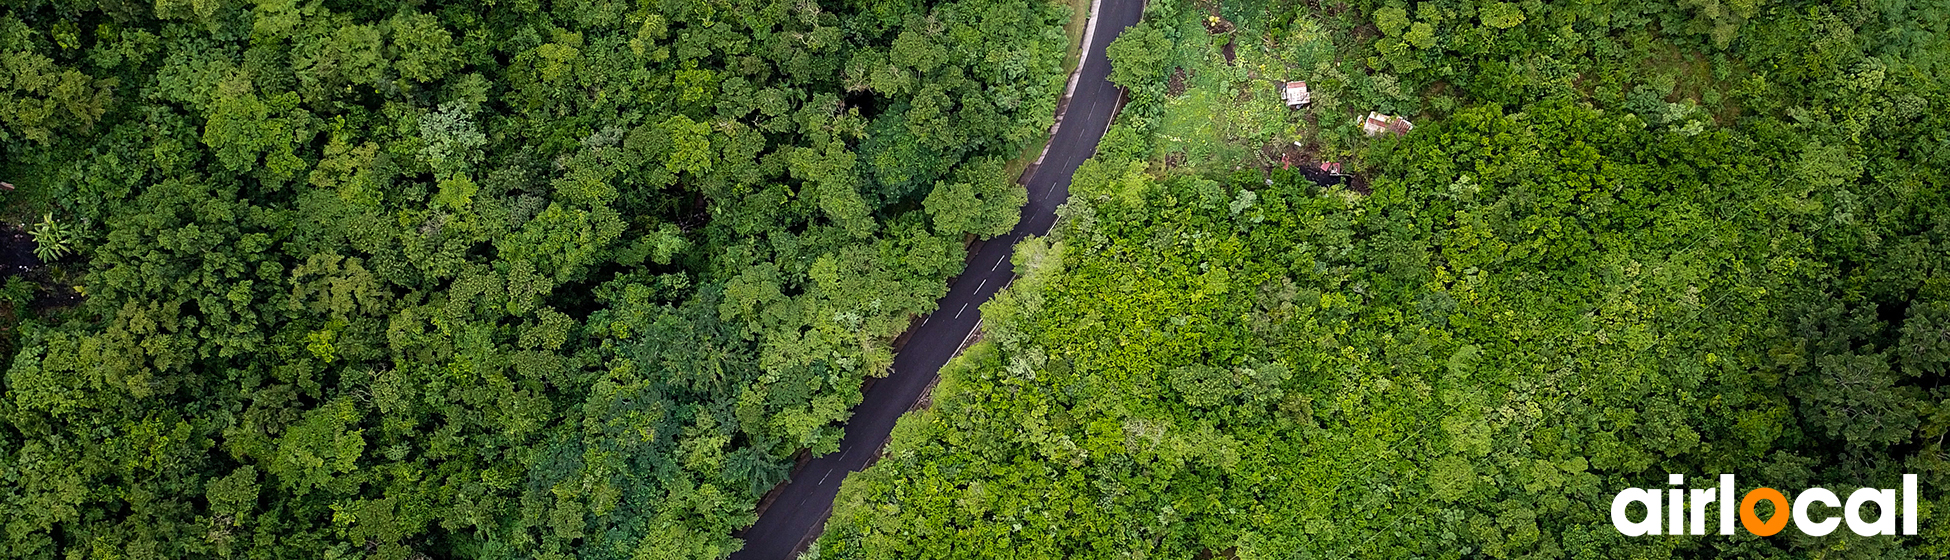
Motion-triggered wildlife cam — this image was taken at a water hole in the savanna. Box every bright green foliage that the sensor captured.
[1375,6,1410,36]
[27,212,75,262]
[1477,2,1525,29]
[821,98,1950,558]
[816,0,1950,557]
[1404,21,1436,49]
[0,0,1073,556]
[1105,21,1174,100]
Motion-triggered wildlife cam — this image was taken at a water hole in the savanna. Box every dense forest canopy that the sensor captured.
[0,0,1076,557]
[817,0,1950,557]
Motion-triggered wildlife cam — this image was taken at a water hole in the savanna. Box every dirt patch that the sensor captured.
[0,224,83,312]
[1163,151,1188,169]
[1222,39,1237,64]
[1345,174,1371,194]
[1348,21,1379,43]
[0,225,37,273]
[1267,141,1369,194]
[1167,67,1189,96]
[1202,16,1235,35]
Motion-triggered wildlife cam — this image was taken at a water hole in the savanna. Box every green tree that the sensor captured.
[1105,21,1172,97]
[922,167,1027,239]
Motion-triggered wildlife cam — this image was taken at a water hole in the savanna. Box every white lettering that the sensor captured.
[1793,488,1841,536]
[1669,488,1685,535]
[1719,474,1735,535]
[1611,488,1662,536]
[1845,488,1896,536]
[1689,487,1717,535]
[1904,474,1918,535]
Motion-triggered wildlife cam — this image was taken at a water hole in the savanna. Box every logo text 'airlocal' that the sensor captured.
[1612,474,1919,537]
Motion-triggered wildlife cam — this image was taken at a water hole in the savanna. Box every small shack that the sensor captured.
[1282,81,1310,108]
[1362,112,1413,137]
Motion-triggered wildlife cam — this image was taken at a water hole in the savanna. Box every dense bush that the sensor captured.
[0,0,1074,557]
[817,0,1950,557]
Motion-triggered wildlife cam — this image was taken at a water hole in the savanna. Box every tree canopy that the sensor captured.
[815,0,1950,557]
[0,0,1074,557]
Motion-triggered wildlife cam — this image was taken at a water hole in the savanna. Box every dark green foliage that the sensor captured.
[0,0,1074,557]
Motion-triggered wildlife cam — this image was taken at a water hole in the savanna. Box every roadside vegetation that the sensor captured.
[817,0,1950,557]
[0,0,1077,557]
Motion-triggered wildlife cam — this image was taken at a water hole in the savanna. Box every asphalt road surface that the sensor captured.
[727,0,1145,557]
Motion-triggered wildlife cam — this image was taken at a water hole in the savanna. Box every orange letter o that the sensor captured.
[1741,488,1790,536]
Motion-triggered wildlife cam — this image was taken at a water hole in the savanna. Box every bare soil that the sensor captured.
[1267,141,1370,194]
[0,224,83,312]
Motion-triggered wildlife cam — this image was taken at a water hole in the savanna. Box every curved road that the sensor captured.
[729,0,1145,557]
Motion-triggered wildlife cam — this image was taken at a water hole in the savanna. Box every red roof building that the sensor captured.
[1283,81,1310,108]
[1362,112,1413,137]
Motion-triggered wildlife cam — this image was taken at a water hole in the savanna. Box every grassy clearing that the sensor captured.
[1149,8,1330,174]
[1639,42,1750,123]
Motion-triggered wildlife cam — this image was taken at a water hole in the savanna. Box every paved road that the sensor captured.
[727,0,1144,557]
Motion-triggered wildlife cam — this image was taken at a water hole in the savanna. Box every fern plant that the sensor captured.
[29,213,76,263]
